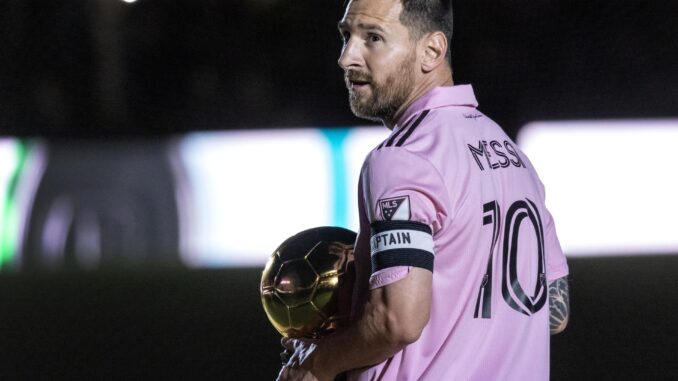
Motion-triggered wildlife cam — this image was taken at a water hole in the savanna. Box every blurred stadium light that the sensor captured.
[2,120,676,270]
[518,119,678,256]
[0,128,389,270]
[177,127,387,267]
[0,138,22,269]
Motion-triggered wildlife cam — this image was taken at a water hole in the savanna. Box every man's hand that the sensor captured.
[278,365,318,381]
[276,338,332,381]
[277,365,319,381]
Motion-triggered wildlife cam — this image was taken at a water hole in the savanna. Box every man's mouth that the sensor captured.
[348,79,370,91]
[346,72,372,92]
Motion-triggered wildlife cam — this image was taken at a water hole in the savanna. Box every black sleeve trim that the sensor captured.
[371,249,434,273]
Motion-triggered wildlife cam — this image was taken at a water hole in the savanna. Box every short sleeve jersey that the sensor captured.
[347,85,569,381]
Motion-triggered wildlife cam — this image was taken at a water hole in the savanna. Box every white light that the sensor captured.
[518,119,678,256]
[122,0,137,3]
[179,129,333,267]
[0,139,18,196]
[343,127,390,232]
[177,127,390,267]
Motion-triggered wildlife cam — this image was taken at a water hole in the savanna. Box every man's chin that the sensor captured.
[350,106,382,122]
[349,94,386,122]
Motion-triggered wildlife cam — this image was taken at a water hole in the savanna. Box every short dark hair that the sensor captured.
[400,0,453,63]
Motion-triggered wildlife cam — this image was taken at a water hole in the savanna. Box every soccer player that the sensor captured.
[278,0,570,380]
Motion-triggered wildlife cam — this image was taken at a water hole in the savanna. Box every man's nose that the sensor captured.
[338,39,363,71]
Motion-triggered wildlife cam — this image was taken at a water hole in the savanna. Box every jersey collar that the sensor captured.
[394,85,479,130]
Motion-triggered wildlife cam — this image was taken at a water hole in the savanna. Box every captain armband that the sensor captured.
[370,220,435,274]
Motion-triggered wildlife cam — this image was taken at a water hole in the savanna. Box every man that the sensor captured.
[278,0,570,380]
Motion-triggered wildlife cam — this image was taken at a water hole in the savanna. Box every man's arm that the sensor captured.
[281,267,432,381]
[548,276,570,335]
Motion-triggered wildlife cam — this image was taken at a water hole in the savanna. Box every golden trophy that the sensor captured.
[261,226,356,339]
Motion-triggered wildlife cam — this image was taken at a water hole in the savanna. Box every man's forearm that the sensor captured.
[548,276,570,335]
[302,269,432,380]
[311,301,408,380]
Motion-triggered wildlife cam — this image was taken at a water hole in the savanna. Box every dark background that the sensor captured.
[2,256,678,380]
[1,0,677,380]
[1,0,676,138]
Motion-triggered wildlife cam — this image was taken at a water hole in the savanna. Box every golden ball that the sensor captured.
[260,226,356,338]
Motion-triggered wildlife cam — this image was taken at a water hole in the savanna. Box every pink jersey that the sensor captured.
[347,85,569,381]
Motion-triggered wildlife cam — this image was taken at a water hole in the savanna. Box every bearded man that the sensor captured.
[278,1,570,380]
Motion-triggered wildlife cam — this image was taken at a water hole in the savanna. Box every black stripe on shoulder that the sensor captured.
[371,220,432,235]
[379,114,417,150]
[371,249,434,272]
[395,109,430,147]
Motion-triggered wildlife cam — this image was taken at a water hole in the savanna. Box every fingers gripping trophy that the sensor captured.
[260,227,357,374]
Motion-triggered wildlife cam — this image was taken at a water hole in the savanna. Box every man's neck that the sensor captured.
[384,73,454,129]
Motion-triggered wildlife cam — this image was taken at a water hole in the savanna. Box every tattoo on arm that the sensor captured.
[548,276,570,335]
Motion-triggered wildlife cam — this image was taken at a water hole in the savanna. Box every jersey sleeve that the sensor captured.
[533,175,569,281]
[521,151,569,282]
[543,205,569,281]
[362,148,449,289]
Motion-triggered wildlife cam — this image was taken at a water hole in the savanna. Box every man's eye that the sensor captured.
[367,33,382,43]
[341,32,350,43]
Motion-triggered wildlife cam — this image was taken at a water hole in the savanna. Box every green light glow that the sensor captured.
[0,140,27,269]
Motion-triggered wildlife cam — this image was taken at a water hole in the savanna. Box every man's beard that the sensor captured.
[345,53,416,123]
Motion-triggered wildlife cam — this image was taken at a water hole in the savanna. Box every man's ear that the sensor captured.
[420,31,448,73]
